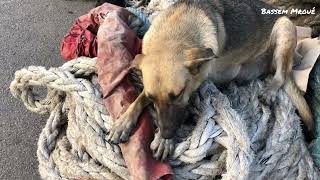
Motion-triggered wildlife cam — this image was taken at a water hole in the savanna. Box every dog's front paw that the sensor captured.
[106,112,137,144]
[150,130,175,161]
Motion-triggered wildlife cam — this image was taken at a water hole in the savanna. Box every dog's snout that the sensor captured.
[157,106,188,139]
[158,112,175,139]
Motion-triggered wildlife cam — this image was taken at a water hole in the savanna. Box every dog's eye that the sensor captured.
[168,88,185,101]
[168,92,176,100]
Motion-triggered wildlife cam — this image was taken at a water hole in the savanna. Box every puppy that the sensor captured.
[107,0,314,160]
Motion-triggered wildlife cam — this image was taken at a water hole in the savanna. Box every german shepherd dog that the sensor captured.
[106,0,314,160]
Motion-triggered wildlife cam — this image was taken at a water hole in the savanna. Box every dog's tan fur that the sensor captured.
[107,0,314,159]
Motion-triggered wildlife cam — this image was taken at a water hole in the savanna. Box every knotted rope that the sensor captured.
[10,57,320,179]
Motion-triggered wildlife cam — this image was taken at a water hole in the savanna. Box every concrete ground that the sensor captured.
[0,0,95,179]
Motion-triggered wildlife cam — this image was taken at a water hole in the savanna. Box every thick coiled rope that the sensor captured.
[10,57,227,179]
[10,57,320,179]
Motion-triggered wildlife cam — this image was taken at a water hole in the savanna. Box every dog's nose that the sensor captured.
[157,110,177,139]
[158,106,188,139]
[158,115,175,139]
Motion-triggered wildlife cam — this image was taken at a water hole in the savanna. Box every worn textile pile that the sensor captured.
[9,1,320,180]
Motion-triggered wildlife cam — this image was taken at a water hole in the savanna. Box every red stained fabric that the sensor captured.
[60,3,173,180]
[60,12,97,60]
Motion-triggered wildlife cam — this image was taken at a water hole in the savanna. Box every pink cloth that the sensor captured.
[61,3,173,180]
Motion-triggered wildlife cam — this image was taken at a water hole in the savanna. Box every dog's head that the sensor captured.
[132,47,216,138]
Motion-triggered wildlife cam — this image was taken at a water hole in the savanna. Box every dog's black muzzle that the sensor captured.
[157,105,189,139]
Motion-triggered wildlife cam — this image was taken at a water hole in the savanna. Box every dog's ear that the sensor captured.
[183,48,217,74]
[130,54,144,70]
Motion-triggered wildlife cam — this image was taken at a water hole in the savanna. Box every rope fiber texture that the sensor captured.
[10,57,320,179]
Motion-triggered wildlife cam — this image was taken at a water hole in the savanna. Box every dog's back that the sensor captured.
[144,0,279,60]
[220,0,278,53]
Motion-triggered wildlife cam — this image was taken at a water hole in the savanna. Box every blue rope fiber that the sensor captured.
[126,7,151,36]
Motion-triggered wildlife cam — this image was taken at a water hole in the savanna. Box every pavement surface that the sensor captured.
[0,0,95,179]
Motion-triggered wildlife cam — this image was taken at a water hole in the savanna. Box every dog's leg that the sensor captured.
[262,17,296,103]
[107,90,151,144]
[262,17,314,132]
